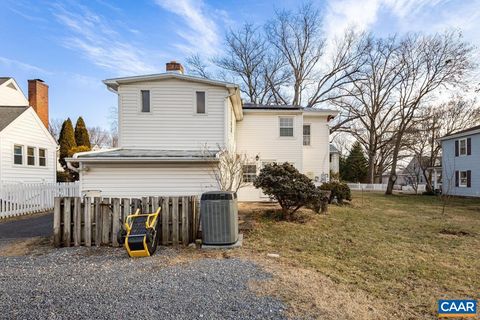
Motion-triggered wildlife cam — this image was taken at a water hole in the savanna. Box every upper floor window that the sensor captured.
[303,125,311,146]
[39,148,46,167]
[141,90,150,112]
[279,117,294,137]
[14,145,23,165]
[456,137,471,156]
[196,91,206,114]
[459,138,467,155]
[27,147,35,166]
[242,164,257,183]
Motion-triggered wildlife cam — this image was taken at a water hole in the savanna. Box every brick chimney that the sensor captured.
[166,61,184,74]
[28,79,49,128]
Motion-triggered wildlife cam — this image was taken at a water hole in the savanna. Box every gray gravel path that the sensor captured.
[0,246,286,320]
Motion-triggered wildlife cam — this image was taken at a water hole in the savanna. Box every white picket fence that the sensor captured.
[0,182,80,219]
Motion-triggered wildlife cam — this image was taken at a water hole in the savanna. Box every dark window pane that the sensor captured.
[280,128,293,137]
[141,90,150,112]
[14,145,23,165]
[39,148,46,166]
[196,91,205,114]
[27,147,35,166]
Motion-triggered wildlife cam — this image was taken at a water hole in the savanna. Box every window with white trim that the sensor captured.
[196,91,206,114]
[27,147,35,166]
[303,124,311,146]
[242,164,257,183]
[459,138,467,155]
[14,145,23,165]
[279,117,294,137]
[459,171,468,187]
[141,90,150,112]
[39,148,46,167]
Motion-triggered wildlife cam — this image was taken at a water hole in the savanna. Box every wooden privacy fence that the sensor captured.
[54,196,199,248]
[0,182,80,219]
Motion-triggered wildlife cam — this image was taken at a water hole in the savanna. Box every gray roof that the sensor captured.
[330,145,340,153]
[0,106,28,131]
[441,125,480,140]
[75,148,220,161]
[243,103,338,114]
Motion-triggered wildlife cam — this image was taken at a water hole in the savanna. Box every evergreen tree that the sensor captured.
[343,142,368,183]
[58,118,76,169]
[74,117,91,149]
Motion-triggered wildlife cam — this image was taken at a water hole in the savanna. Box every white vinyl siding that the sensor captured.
[0,108,57,183]
[79,163,217,198]
[118,79,225,150]
[236,112,303,201]
[302,115,330,182]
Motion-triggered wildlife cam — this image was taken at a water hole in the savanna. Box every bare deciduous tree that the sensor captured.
[186,54,210,78]
[203,145,248,192]
[88,126,112,147]
[48,118,63,141]
[385,31,475,195]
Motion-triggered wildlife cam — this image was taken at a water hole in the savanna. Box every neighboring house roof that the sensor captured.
[0,77,11,85]
[0,106,28,131]
[103,72,243,120]
[329,145,340,154]
[440,125,480,141]
[70,148,220,162]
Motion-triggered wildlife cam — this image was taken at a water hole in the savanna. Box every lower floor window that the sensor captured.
[243,164,257,183]
[459,171,468,187]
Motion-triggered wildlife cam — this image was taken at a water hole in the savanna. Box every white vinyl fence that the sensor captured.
[347,183,426,193]
[0,182,80,219]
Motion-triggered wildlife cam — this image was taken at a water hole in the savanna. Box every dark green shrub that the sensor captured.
[320,181,352,204]
[308,187,331,213]
[254,162,316,220]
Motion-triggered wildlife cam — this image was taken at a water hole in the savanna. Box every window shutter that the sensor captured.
[467,170,471,188]
[467,138,472,155]
[455,171,459,187]
[455,140,459,156]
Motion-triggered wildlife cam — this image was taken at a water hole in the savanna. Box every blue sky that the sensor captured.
[1,0,479,129]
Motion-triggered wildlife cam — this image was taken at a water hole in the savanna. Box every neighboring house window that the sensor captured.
[242,164,257,183]
[196,91,206,114]
[14,145,23,165]
[456,138,471,156]
[459,138,467,155]
[303,125,311,146]
[39,148,46,167]
[27,147,35,166]
[279,117,294,137]
[141,90,150,112]
[456,170,471,188]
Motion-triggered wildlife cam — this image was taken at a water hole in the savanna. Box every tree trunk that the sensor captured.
[385,137,402,195]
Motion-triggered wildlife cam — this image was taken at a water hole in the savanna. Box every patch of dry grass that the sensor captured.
[0,237,51,256]
[239,193,480,319]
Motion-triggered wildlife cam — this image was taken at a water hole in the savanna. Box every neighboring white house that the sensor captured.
[69,62,338,201]
[0,78,57,184]
[330,145,340,175]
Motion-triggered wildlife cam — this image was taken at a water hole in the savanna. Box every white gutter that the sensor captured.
[65,157,220,163]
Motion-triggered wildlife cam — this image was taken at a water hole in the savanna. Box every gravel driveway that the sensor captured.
[0,246,286,320]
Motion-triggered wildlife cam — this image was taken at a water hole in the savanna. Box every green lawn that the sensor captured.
[241,192,480,318]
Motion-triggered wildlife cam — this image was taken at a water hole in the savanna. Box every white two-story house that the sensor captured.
[69,62,337,201]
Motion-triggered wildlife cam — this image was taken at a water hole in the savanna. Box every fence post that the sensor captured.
[111,198,120,247]
[172,197,179,246]
[84,197,92,247]
[161,197,169,245]
[101,198,111,245]
[53,197,62,247]
[94,197,102,247]
[181,196,189,245]
[63,197,71,247]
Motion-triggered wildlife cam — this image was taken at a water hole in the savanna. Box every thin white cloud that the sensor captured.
[53,3,157,75]
[0,56,50,74]
[154,0,222,56]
